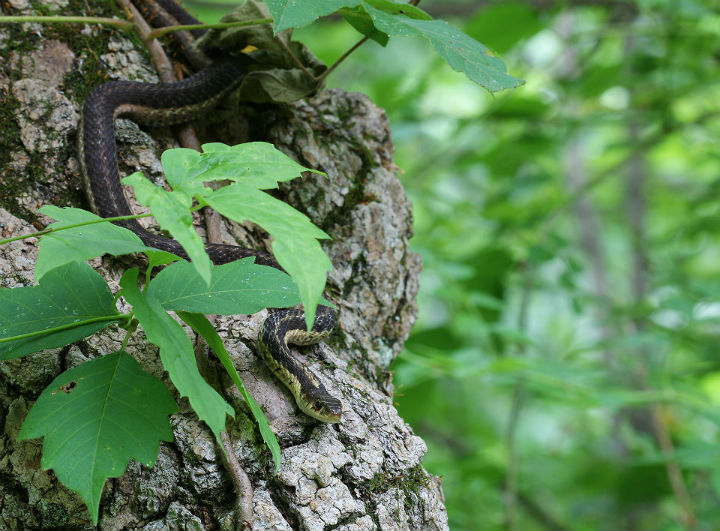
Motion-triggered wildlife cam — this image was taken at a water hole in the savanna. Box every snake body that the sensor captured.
[78,9,342,423]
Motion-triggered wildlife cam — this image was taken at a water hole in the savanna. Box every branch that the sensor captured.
[0,15,133,31]
[146,18,272,40]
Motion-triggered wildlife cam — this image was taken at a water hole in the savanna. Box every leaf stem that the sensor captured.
[0,314,130,345]
[120,318,138,351]
[318,36,369,85]
[0,212,153,247]
[276,37,317,81]
[0,15,134,31]
[146,18,273,40]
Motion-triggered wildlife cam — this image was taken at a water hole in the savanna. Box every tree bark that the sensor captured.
[0,1,449,529]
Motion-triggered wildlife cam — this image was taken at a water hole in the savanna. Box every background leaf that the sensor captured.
[148,258,306,314]
[18,351,177,524]
[178,311,282,470]
[0,262,121,360]
[119,269,234,440]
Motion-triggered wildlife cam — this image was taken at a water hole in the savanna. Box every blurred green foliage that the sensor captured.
[190,1,720,529]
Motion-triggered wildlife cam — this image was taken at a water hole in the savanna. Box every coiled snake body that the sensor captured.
[77,13,342,423]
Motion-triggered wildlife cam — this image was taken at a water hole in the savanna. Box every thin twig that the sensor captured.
[116,0,174,81]
[624,114,696,529]
[146,18,272,40]
[220,415,254,528]
[317,36,368,85]
[503,269,533,530]
[0,15,133,31]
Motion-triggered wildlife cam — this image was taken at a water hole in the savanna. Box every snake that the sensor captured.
[76,0,342,423]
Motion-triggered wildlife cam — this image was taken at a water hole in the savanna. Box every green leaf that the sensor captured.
[35,206,150,281]
[196,142,325,190]
[264,0,521,92]
[18,350,177,524]
[119,269,234,440]
[148,258,305,314]
[340,6,389,45]
[178,311,282,470]
[201,184,332,330]
[364,4,523,92]
[145,249,181,269]
[267,0,432,33]
[364,0,431,18]
[160,148,206,196]
[122,172,212,285]
[0,262,121,360]
[266,0,357,32]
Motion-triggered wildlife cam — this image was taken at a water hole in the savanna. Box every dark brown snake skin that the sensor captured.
[77,0,342,422]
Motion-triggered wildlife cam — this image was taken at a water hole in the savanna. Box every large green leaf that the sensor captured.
[121,172,212,285]
[194,142,324,190]
[265,0,522,92]
[265,0,356,33]
[148,258,305,314]
[364,4,522,92]
[201,183,332,330]
[18,351,177,524]
[119,269,234,440]
[266,0,429,33]
[35,206,150,281]
[0,262,121,360]
[178,311,282,470]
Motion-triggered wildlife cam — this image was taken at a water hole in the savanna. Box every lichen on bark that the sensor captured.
[0,1,448,529]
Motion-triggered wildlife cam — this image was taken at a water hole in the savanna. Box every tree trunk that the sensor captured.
[0,1,449,530]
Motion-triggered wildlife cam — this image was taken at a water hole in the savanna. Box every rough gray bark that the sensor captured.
[0,1,449,530]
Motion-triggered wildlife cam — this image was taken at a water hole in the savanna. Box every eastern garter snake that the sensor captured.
[77,0,342,423]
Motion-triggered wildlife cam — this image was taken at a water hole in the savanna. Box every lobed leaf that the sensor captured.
[35,206,150,281]
[178,311,282,470]
[119,269,234,440]
[18,351,177,524]
[196,142,325,190]
[148,258,306,315]
[0,261,121,360]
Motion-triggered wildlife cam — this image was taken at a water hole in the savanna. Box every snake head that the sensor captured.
[300,393,343,423]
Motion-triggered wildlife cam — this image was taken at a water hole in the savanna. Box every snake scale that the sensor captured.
[77,0,342,423]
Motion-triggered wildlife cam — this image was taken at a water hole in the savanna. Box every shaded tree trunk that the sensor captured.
[0,1,449,529]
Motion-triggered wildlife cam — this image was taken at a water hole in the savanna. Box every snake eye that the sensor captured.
[314,401,323,411]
